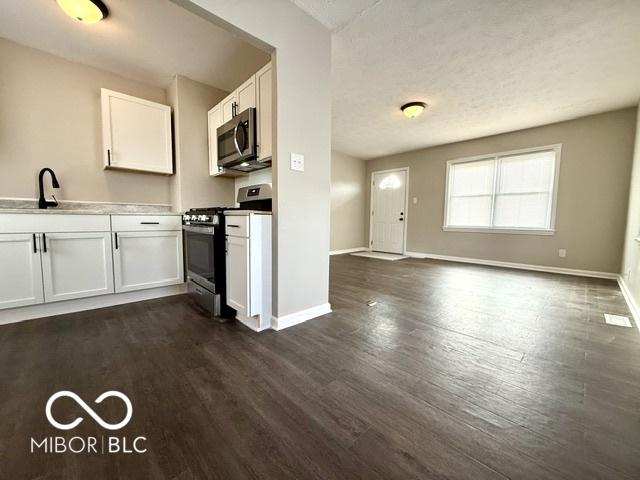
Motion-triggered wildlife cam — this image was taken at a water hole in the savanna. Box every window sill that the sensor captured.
[442,226,556,236]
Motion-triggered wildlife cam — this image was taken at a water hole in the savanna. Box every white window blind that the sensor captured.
[445,146,559,233]
[447,159,494,227]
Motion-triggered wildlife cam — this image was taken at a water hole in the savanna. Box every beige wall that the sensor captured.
[621,105,640,302]
[184,0,332,318]
[0,37,172,205]
[367,108,637,273]
[169,75,235,210]
[331,151,367,251]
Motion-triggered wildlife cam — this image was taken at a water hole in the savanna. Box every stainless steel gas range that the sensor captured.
[182,184,272,319]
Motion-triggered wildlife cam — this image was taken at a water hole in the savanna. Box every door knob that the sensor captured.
[399,218,404,221]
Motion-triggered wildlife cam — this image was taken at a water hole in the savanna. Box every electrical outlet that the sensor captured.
[412,197,418,204]
[290,152,304,172]
[558,249,566,258]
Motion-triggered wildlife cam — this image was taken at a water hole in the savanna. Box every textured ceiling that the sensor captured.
[292,0,640,159]
[0,0,270,91]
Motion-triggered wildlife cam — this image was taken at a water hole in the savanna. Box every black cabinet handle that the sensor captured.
[140,222,160,225]
[107,149,111,166]
[114,232,119,249]
[32,233,37,253]
[227,225,240,228]
[42,233,47,253]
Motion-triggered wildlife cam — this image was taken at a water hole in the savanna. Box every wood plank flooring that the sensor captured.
[1,254,639,479]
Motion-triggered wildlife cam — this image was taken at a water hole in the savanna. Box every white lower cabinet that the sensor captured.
[225,213,271,331]
[0,234,44,309]
[113,230,183,293]
[0,213,184,313]
[226,235,250,315]
[41,232,114,303]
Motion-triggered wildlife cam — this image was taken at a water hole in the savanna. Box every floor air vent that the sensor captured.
[604,314,632,327]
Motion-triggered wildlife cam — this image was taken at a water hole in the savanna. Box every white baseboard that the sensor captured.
[271,302,332,331]
[0,283,188,325]
[617,275,640,329]
[404,251,618,280]
[330,247,368,256]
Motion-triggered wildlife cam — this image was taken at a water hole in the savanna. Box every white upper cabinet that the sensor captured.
[207,61,273,176]
[208,104,224,176]
[41,232,114,303]
[101,88,173,175]
[221,91,237,123]
[256,63,273,161]
[0,234,44,310]
[236,75,256,113]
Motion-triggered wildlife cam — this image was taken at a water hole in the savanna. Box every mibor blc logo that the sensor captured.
[31,390,147,454]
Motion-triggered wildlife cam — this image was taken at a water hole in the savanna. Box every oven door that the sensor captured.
[217,108,256,168]
[183,226,216,292]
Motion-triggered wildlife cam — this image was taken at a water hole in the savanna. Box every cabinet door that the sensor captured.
[208,104,224,176]
[226,235,250,315]
[236,75,256,114]
[101,89,173,174]
[41,232,114,303]
[113,231,184,293]
[221,91,237,123]
[256,63,273,161]
[0,234,44,310]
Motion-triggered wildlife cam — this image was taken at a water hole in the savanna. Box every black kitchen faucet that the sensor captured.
[38,168,60,209]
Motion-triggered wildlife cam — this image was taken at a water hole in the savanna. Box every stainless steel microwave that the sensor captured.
[217,107,261,169]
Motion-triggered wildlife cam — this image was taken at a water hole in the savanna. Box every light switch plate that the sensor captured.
[558,249,566,258]
[290,153,304,172]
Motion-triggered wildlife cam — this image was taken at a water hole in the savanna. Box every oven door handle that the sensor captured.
[182,225,215,235]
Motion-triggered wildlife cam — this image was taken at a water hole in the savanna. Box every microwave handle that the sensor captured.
[233,122,247,156]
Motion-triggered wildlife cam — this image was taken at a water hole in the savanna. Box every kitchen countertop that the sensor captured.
[224,210,272,216]
[0,209,182,215]
[0,199,181,215]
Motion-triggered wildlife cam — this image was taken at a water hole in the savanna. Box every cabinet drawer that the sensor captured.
[111,215,181,231]
[225,216,249,237]
[0,214,110,233]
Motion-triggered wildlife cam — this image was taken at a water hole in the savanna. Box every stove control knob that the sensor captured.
[199,215,207,222]
[183,214,190,221]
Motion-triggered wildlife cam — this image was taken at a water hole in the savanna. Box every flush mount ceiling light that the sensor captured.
[56,0,109,24]
[401,101,427,118]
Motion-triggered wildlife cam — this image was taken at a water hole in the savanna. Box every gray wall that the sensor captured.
[331,151,367,251]
[168,75,235,210]
[621,105,640,301]
[0,37,172,205]
[184,0,332,318]
[367,108,637,273]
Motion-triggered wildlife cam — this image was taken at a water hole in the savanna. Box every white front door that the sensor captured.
[371,169,407,254]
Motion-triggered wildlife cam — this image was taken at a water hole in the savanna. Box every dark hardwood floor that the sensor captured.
[1,255,639,479]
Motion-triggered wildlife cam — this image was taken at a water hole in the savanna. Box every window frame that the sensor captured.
[443,144,562,235]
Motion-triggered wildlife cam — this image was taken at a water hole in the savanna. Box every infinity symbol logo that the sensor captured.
[45,391,133,431]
